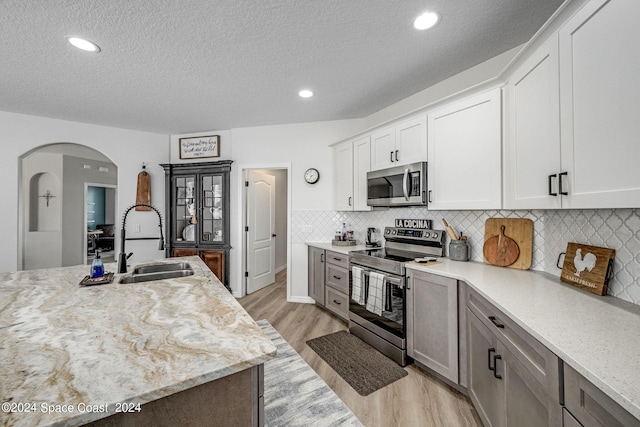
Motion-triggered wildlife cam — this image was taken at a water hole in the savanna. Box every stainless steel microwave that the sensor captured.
[367,162,427,207]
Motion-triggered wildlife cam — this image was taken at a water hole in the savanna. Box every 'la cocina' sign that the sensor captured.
[395,219,432,229]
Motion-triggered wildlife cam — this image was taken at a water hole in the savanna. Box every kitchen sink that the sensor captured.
[119,262,194,284]
[132,262,192,275]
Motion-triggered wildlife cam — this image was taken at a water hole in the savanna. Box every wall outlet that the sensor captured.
[133,224,141,233]
[301,224,313,233]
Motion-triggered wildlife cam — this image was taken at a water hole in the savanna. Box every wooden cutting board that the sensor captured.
[483,218,533,270]
[135,169,151,211]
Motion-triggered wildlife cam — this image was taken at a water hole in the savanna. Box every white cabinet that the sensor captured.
[558,0,640,208]
[406,271,459,384]
[504,35,562,209]
[371,115,427,171]
[427,88,502,210]
[352,136,372,211]
[371,126,395,170]
[333,137,372,211]
[505,0,640,210]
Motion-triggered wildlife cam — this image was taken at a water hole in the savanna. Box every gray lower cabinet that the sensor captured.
[407,271,459,384]
[308,246,325,305]
[324,250,349,321]
[307,247,349,321]
[563,363,640,427]
[467,288,562,427]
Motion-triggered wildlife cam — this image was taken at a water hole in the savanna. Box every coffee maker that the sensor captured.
[366,227,380,248]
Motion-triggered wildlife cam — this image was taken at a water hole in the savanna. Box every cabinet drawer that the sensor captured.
[325,287,349,320]
[325,250,349,269]
[325,264,349,294]
[564,363,640,427]
[468,289,560,402]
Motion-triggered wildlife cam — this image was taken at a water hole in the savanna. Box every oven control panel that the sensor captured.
[384,227,445,244]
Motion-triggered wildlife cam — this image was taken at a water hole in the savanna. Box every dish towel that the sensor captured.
[351,266,365,305]
[366,272,385,316]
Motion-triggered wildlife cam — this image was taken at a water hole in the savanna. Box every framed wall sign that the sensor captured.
[179,135,220,159]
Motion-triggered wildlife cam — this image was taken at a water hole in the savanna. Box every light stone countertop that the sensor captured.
[0,256,276,427]
[406,259,640,420]
[305,241,371,255]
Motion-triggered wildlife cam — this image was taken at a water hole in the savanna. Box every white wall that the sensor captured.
[171,119,363,299]
[231,120,362,300]
[0,111,170,273]
[61,154,117,266]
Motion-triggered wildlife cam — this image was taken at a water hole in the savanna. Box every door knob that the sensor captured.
[272,233,277,237]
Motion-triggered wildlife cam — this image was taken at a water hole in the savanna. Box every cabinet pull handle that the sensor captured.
[493,354,503,379]
[333,275,341,280]
[548,174,558,196]
[333,299,341,305]
[333,257,342,261]
[488,316,505,329]
[559,172,568,195]
[320,253,324,263]
[348,196,352,206]
[428,190,432,203]
[488,348,496,372]
[395,150,399,162]
[390,151,394,162]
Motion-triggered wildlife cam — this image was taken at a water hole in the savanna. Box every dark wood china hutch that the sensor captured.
[161,161,232,289]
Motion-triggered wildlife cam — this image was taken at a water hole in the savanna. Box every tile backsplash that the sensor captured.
[293,208,640,305]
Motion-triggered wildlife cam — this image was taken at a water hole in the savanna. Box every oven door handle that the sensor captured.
[402,168,410,201]
[353,266,404,287]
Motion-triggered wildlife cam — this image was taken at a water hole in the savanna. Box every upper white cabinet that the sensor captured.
[333,136,372,211]
[505,0,640,209]
[371,126,395,170]
[427,88,502,210]
[504,35,562,209]
[352,136,372,211]
[371,115,427,171]
[558,0,640,208]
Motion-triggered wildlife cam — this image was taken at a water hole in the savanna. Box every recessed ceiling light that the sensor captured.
[66,36,101,53]
[299,90,314,98]
[414,12,439,30]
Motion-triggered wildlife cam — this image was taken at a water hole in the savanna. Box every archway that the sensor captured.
[18,143,117,269]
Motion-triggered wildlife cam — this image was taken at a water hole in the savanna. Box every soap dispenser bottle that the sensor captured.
[90,250,104,278]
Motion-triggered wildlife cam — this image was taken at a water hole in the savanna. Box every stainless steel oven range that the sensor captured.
[349,225,445,366]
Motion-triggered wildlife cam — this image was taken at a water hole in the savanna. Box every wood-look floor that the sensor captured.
[238,270,483,427]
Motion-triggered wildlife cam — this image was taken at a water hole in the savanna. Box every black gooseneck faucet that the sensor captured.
[118,204,165,274]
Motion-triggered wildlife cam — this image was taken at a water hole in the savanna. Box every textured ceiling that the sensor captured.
[0,0,565,134]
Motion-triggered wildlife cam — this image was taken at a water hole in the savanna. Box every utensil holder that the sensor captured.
[449,240,469,261]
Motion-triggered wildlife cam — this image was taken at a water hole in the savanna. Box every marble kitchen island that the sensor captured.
[0,256,276,427]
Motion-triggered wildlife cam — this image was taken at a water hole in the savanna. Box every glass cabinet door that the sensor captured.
[174,175,197,242]
[200,174,224,243]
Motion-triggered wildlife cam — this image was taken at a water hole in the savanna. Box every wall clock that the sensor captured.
[304,168,320,184]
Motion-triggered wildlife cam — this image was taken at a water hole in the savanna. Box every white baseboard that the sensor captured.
[288,296,315,304]
[275,264,286,274]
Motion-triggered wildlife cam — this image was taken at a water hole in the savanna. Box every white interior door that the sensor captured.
[246,170,276,294]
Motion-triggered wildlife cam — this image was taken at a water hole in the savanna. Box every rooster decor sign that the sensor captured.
[560,242,615,296]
